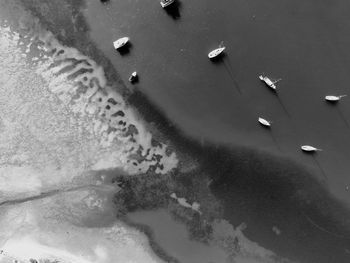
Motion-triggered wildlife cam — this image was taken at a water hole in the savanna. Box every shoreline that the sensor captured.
[122,214,180,263]
[12,0,350,262]
[123,215,180,263]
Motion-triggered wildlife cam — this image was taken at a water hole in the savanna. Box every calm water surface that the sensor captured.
[83,0,350,262]
[84,0,350,202]
[128,209,227,263]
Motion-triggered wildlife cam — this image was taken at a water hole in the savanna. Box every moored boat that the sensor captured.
[258,117,272,127]
[208,42,226,59]
[113,37,129,50]
[259,75,281,90]
[301,145,322,152]
[128,71,138,83]
[325,95,347,102]
[160,0,175,8]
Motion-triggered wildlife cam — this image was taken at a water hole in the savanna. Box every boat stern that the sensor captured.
[160,0,175,8]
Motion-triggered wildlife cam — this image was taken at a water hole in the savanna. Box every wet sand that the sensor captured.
[9,0,350,262]
[128,209,228,263]
[126,90,350,262]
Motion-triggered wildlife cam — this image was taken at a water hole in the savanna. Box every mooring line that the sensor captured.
[302,211,350,240]
[312,155,328,183]
[276,94,291,119]
[223,59,242,94]
[337,107,350,129]
[270,129,282,152]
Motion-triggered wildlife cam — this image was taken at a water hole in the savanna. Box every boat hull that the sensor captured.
[208,47,225,59]
[113,37,129,50]
[258,118,271,127]
[259,75,276,90]
[160,0,175,8]
[129,72,138,83]
[325,95,346,102]
[301,145,321,152]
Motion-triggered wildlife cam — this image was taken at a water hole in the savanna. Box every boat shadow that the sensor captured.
[209,52,226,64]
[117,42,133,56]
[164,1,182,20]
[259,123,271,130]
[259,80,278,96]
[130,75,140,84]
[257,77,291,117]
[325,100,339,105]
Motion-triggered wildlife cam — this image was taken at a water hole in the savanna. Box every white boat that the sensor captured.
[160,0,175,8]
[259,75,281,90]
[128,71,138,83]
[113,37,129,50]
[258,117,272,127]
[301,145,322,152]
[325,95,347,102]
[208,43,226,59]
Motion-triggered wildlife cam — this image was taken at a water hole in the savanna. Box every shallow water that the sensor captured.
[0,2,170,262]
[1,0,350,262]
[84,0,350,203]
[128,209,228,263]
[207,147,350,263]
[82,1,350,262]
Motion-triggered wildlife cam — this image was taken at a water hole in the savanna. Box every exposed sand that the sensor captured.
[0,2,177,262]
[0,186,163,263]
[2,1,347,263]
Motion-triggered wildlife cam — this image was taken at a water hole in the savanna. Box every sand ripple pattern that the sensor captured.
[0,14,169,263]
[36,30,178,176]
[0,21,177,183]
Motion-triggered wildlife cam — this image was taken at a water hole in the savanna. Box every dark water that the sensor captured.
[82,0,350,262]
[84,0,350,202]
[204,146,350,263]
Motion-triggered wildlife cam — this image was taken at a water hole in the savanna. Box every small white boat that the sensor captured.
[258,117,272,127]
[128,71,138,83]
[113,37,129,50]
[325,95,347,102]
[259,75,281,90]
[208,43,226,59]
[301,145,322,152]
[160,0,175,8]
